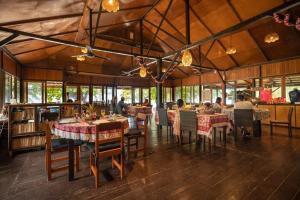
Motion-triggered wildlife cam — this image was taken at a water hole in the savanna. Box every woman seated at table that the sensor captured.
[234,94,253,109]
[213,97,223,113]
[177,99,184,110]
[173,99,184,139]
[142,99,150,107]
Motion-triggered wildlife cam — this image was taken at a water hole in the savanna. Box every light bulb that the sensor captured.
[181,49,192,66]
[102,0,119,12]
[139,64,147,77]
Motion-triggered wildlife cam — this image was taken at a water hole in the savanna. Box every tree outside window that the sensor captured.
[47,82,62,103]
[80,86,89,104]
[93,86,103,102]
[66,86,78,102]
[28,82,42,103]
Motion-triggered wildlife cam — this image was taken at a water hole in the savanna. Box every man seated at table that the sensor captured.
[213,97,223,113]
[177,99,184,110]
[116,97,128,116]
[234,94,253,109]
[142,99,150,107]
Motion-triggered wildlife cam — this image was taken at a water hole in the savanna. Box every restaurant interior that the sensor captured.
[0,0,300,199]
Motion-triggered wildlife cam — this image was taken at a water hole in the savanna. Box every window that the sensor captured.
[106,87,113,103]
[93,86,103,102]
[4,73,12,103]
[134,88,140,103]
[16,80,20,103]
[142,88,149,102]
[263,77,282,99]
[193,85,200,103]
[163,87,172,102]
[286,75,300,102]
[212,86,222,103]
[150,87,156,106]
[80,86,89,104]
[66,86,78,102]
[46,81,62,103]
[202,85,211,103]
[185,86,191,103]
[28,82,42,103]
[226,85,234,105]
[117,87,132,103]
[175,87,181,101]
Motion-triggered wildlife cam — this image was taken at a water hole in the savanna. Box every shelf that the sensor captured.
[12,131,45,138]
[12,120,35,124]
[12,145,44,152]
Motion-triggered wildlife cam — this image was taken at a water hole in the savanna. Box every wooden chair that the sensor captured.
[157,108,173,140]
[42,122,81,181]
[233,109,254,140]
[270,107,294,137]
[89,121,125,188]
[125,113,148,156]
[179,111,197,144]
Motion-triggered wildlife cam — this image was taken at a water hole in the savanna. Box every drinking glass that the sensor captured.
[101,109,106,117]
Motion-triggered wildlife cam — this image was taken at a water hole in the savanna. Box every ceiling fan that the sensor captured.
[71,45,111,61]
[72,3,110,62]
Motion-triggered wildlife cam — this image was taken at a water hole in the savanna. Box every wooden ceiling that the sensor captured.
[0,0,299,79]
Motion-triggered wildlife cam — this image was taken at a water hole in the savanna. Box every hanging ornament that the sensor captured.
[181,49,192,66]
[264,32,279,43]
[102,0,120,13]
[139,64,147,78]
[226,35,237,55]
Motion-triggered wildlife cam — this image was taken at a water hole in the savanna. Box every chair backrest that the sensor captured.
[136,113,148,134]
[95,121,124,153]
[179,111,197,132]
[40,121,54,151]
[41,112,59,122]
[158,108,169,126]
[234,109,253,128]
[288,107,294,123]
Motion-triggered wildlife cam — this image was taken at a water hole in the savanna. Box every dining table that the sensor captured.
[155,110,230,143]
[52,116,129,181]
[127,106,152,116]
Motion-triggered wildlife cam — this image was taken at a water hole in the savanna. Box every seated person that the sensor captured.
[234,94,253,109]
[110,96,117,114]
[66,92,74,103]
[0,104,8,117]
[142,99,150,107]
[213,97,222,113]
[116,97,128,115]
[176,99,184,110]
[203,102,215,114]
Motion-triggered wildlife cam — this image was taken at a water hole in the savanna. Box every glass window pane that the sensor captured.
[150,87,156,106]
[175,87,181,101]
[186,86,191,103]
[194,86,200,103]
[134,88,140,103]
[107,87,113,102]
[93,86,103,102]
[142,88,149,102]
[5,74,12,103]
[16,80,20,103]
[80,86,89,104]
[117,87,132,104]
[286,75,300,102]
[47,81,62,103]
[28,82,42,103]
[66,86,78,102]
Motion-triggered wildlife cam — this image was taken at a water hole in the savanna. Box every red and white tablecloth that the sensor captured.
[52,118,129,142]
[155,110,176,125]
[127,106,152,116]
[196,114,230,138]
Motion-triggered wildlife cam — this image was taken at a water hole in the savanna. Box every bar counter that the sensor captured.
[257,103,300,128]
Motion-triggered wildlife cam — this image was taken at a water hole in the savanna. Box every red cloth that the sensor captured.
[260,89,272,103]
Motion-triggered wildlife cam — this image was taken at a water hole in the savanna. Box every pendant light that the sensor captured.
[139,64,147,78]
[102,0,119,13]
[264,32,279,43]
[181,49,193,66]
[181,0,192,67]
[226,35,237,55]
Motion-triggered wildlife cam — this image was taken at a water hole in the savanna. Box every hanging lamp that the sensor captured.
[102,0,120,13]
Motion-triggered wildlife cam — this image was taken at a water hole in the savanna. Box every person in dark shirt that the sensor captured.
[116,97,128,115]
[66,92,73,103]
[289,88,300,103]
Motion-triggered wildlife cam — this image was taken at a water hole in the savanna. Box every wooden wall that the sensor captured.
[22,68,63,81]
[225,66,260,81]
[0,51,21,77]
[261,58,300,77]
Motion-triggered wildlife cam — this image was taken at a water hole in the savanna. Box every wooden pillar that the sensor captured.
[62,81,66,102]
[0,50,4,108]
[234,81,237,102]
[222,82,226,105]
[281,76,286,98]
[259,65,263,97]
[156,58,163,109]
[89,84,93,104]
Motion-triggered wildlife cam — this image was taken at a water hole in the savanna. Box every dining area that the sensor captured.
[1,0,300,199]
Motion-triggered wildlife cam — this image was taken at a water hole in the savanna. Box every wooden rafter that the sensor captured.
[142,0,162,19]
[226,0,269,61]
[0,33,19,47]
[146,0,173,56]
[92,0,103,46]
[0,4,153,27]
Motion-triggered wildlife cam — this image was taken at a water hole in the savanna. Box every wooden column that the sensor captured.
[222,82,226,105]
[156,58,163,109]
[0,50,4,108]
[89,84,93,104]
[281,76,286,98]
[62,81,66,102]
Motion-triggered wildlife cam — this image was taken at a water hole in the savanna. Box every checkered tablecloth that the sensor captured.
[222,108,270,121]
[53,118,129,142]
[196,114,230,138]
[127,106,152,116]
[155,110,176,125]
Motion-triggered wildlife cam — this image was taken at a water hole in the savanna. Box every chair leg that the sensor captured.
[89,152,93,175]
[127,138,130,154]
[75,147,80,172]
[189,131,192,144]
[135,137,139,150]
[46,151,52,181]
[270,123,273,136]
[120,153,124,180]
[95,162,99,188]
[288,125,292,137]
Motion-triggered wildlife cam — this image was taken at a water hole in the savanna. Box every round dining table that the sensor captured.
[127,106,152,116]
[52,116,129,181]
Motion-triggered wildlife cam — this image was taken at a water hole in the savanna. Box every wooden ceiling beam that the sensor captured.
[13,44,61,56]
[0,4,153,27]
[142,0,162,19]
[0,26,159,60]
[163,0,300,60]
[144,25,175,51]
[227,0,269,61]
[0,33,19,47]
[92,0,103,46]
[188,3,240,67]
[8,19,140,45]
[146,0,174,56]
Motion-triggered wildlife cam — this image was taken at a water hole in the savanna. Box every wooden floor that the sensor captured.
[1,121,300,200]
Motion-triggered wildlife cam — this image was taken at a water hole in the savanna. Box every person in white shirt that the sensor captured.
[234,95,253,109]
[213,97,223,113]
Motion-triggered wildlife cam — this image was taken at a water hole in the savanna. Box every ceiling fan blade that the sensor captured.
[71,54,86,57]
[93,54,111,61]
